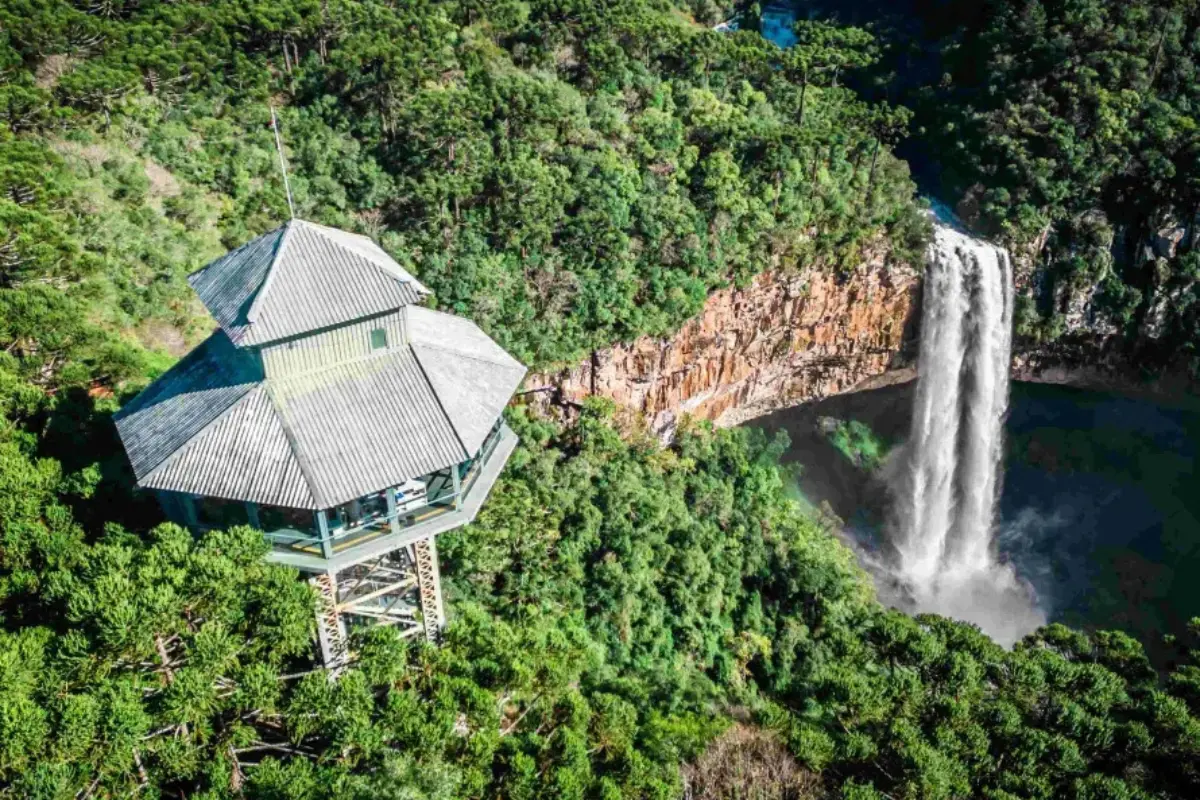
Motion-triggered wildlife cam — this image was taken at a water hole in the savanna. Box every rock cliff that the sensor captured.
[523,250,921,435]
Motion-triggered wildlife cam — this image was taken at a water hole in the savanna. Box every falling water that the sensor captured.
[888,221,1045,645]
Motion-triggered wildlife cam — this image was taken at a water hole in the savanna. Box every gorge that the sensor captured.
[523,239,1155,438]
[9,0,1200,795]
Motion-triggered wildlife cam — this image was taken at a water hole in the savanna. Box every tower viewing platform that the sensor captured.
[114,219,525,664]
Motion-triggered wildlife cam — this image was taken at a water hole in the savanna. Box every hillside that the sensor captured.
[0,0,926,385]
[3,1,1200,799]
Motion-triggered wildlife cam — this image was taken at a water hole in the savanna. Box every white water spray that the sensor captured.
[888,222,1045,645]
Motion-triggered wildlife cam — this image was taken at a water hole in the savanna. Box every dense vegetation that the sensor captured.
[821,417,889,471]
[3,0,1200,798]
[5,403,1200,798]
[0,0,925,377]
[777,0,1200,362]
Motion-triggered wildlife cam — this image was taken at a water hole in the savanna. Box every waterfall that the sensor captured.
[888,221,1043,644]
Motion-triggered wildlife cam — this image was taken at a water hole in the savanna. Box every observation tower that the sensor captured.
[114,219,525,667]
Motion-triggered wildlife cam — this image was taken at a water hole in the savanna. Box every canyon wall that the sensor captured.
[522,251,922,435]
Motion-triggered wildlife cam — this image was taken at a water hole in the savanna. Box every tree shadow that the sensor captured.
[37,386,166,537]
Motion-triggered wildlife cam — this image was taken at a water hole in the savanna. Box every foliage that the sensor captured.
[931,0,1200,359]
[779,0,1200,362]
[820,417,890,471]
[0,4,924,791]
[2,392,1200,797]
[0,0,926,376]
[450,404,1200,800]
[680,723,826,799]
[920,1,1198,242]
[2,1,1200,798]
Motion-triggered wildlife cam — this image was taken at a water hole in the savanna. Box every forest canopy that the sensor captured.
[784,0,1200,362]
[0,0,926,380]
[4,403,1200,798]
[3,0,1200,798]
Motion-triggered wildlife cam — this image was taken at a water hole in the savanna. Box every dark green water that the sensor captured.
[753,383,1200,657]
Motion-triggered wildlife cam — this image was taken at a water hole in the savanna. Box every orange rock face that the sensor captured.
[524,256,921,435]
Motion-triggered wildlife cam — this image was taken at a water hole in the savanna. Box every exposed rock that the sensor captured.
[1059,280,1096,335]
[1010,221,1053,291]
[1156,224,1187,259]
[1139,258,1175,340]
[523,250,920,436]
[1056,263,1120,338]
[1142,293,1172,341]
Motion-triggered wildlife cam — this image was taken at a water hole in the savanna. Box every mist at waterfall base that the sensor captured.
[743,7,1200,649]
[756,376,1200,657]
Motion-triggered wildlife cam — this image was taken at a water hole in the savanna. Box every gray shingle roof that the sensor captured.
[189,219,428,347]
[140,388,315,508]
[408,305,525,455]
[115,309,526,510]
[115,334,263,482]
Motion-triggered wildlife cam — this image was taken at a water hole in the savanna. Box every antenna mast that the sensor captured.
[270,105,296,219]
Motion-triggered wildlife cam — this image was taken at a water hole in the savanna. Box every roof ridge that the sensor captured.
[301,219,416,286]
[246,220,297,325]
[265,343,402,386]
[296,218,375,253]
[303,221,431,293]
[408,344,471,457]
[261,380,323,508]
[410,338,524,370]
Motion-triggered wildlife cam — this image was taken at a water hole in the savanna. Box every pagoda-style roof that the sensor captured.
[115,305,525,510]
[189,219,429,347]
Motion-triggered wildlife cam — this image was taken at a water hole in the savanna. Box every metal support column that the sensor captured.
[316,510,334,559]
[181,494,200,530]
[312,550,426,671]
[308,536,445,668]
[312,571,350,674]
[386,488,400,535]
[245,502,261,529]
[451,465,463,510]
[414,535,445,640]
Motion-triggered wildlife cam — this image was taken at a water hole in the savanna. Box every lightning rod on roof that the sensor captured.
[270,105,296,219]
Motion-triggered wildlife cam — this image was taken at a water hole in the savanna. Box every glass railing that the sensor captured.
[263,441,497,559]
[459,420,505,498]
